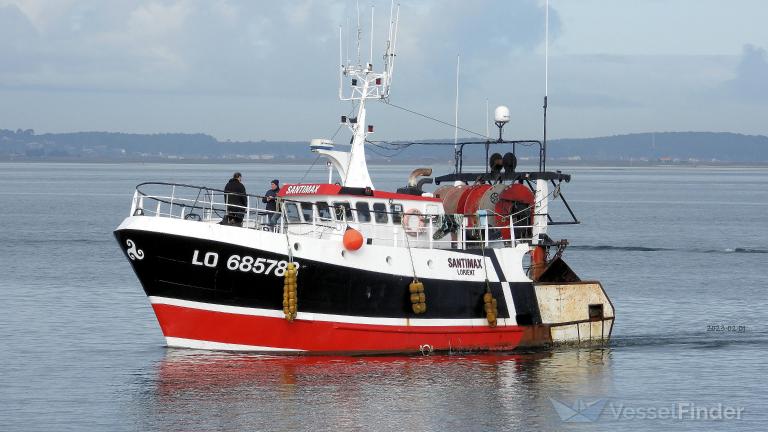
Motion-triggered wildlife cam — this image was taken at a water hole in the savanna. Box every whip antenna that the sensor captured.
[338,26,343,100]
[454,54,460,173]
[356,0,361,64]
[542,0,549,172]
[369,5,375,66]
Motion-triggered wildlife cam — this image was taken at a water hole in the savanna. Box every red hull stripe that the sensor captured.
[151,303,526,353]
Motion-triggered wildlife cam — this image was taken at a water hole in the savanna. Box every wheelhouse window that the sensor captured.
[390,203,403,224]
[285,203,301,223]
[333,202,354,221]
[316,201,332,221]
[373,203,389,224]
[356,202,371,222]
[300,202,314,222]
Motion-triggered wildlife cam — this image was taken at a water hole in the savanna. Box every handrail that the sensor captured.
[134,181,541,220]
[129,182,539,250]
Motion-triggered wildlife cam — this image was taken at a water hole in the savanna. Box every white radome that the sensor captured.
[494,105,510,124]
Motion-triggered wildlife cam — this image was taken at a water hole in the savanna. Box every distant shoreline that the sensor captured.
[2,158,767,168]
[4,130,768,163]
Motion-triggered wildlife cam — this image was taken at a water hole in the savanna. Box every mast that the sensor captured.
[531,0,552,244]
[542,0,549,173]
[322,2,399,189]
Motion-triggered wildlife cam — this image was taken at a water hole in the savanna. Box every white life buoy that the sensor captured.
[402,208,424,236]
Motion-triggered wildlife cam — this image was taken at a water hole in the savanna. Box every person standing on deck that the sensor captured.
[223,172,247,226]
[263,179,281,227]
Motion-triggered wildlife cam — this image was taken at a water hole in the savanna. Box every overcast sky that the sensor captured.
[1,0,766,142]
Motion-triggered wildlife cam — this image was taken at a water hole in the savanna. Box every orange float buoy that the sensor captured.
[343,227,364,250]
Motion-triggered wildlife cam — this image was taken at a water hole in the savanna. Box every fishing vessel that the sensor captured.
[114,5,614,354]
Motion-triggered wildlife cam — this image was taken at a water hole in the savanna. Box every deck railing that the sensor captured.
[130,182,535,250]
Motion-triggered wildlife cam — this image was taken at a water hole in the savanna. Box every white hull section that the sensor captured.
[165,337,306,353]
[117,215,532,284]
[149,296,513,328]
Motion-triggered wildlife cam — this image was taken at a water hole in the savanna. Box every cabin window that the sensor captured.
[316,201,332,221]
[391,203,403,224]
[300,202,314,222]
[373,203,389,224]
[356,202,371,222]
[285,203,301,223]
[333,202,354,221]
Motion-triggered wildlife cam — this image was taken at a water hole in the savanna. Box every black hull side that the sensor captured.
[115,228,543,321]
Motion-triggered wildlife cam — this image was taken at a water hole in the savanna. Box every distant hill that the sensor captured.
[548,132,768,162]
[1,129,766,163]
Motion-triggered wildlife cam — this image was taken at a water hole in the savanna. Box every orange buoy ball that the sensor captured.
[343,227,364,251]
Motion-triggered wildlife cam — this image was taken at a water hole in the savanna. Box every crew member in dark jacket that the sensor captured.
[262,179,280,226]
[224,172,247,226]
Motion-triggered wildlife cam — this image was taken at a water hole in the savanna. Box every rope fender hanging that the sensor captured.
[403,221,427,315]
[479,235,497,327]
[283,262,298,321]
[483,283,498,327]
[409,279,426,314]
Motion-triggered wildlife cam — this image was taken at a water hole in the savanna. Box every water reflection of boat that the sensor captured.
[138,349,613,430]
[155,350,552,396]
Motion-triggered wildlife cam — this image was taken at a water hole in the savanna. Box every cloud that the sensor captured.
[0,0,79,32]
[0,4,39,73]
[393,1,559,91]
[552,91,640,109]
[1,1,765,141]
[0,0,559,97]
[721,44,768,102]
[399,0,559,58]
[0,1,350,94]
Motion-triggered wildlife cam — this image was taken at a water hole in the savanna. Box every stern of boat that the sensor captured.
[533,281,614,346]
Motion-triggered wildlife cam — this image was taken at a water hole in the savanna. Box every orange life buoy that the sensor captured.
[402,208,424,236]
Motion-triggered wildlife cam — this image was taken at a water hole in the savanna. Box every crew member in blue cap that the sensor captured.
[263,179,281,227]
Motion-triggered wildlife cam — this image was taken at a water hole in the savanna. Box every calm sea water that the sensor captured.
[1,162,767,431]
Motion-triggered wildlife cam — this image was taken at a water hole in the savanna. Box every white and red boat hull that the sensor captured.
[117,208,613,354]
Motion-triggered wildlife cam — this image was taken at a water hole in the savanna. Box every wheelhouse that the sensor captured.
[278,183,445,249]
